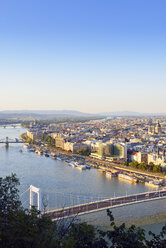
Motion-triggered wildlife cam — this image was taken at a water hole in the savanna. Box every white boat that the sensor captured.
[74,162,79,167]
[77,165,86,170]
[145,181,159,188]
[69,161,75,167]
[24,143,29,148]
[69,161,79,167]
[56,157,61,161]
[29,148,35,152]
[118,173,138,183]
[51,155,56,159]
[38,151,43,155]
[106,171,118,177]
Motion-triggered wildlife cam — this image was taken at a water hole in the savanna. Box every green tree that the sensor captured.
[61,222,107,248]
[153,164,162,173]
[138,162,148,171]
[129,161,139,168]
[103,209,146,248]
[77,148,90,156]
[0,173,21,219]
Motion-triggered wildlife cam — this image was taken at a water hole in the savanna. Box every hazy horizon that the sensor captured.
[0,109,166,116]
[0,0,166,113]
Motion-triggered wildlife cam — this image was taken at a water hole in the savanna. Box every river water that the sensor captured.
[0,125,166,234]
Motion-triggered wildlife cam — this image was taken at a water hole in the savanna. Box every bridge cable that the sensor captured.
[22,198,29,207]
[20,187,30,198]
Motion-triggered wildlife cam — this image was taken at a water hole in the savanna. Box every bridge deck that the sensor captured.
[45,190,166,220]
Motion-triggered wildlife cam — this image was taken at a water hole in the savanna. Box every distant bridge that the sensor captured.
[45,190,166,220]
[0,124,18,128]
[0,137,25,146]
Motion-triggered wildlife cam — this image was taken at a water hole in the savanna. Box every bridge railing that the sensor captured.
[46,189,166,214]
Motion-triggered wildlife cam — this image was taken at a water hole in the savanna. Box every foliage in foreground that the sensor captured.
[1,174,166,247]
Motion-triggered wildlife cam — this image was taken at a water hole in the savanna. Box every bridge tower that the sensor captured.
[30,185,42,213]
[5,137,9,147]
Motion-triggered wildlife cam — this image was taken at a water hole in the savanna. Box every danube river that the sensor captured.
[0,125,166,234]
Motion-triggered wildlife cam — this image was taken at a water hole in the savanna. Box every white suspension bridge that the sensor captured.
[20,186,166,220]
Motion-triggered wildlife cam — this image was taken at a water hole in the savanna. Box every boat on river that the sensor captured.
[86,164,91,169]
[118,173,138,183]
[76,165,86,170]
[29,148,35,152]
[24,143,29,148]
[145,180,160,188]
[44,152,49,157]
[106,170,119,177]
[51,152,57,159]
[69,161,79,167]
[38,150,43,155]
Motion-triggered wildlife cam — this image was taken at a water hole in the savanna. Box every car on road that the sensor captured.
[145,193,149,199]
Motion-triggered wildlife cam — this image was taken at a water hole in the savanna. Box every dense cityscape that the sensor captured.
[21,116,166,186]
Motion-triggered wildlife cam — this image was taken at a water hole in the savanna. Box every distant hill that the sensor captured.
[1,110,90,115]
[0,110,99,120]
[98,111,166,116]
[0,110,165,120]
[98,111,141,116]
[1,110,91,115]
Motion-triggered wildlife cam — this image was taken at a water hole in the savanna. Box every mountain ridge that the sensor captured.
[0,110,166,118]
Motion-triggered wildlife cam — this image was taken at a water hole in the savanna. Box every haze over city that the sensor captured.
[0,0,166,113]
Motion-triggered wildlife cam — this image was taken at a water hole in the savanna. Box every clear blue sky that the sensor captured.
[0,0,166,113]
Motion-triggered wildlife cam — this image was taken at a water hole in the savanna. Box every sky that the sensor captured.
[0,0,166,113]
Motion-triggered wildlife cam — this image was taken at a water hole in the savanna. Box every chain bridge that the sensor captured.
[0,137,25,146]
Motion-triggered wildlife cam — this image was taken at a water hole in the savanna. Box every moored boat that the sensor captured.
[44,152,49,157]
[38,150,43,155]
[118,173,138,183]
[76,165,86,170]
[106,170,118,177]
[145,181,160,188]
[86,165,91,169]
[29,148,35,152]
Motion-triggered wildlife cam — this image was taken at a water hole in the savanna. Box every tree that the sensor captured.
[61,222,107,248]
[0,173,22,219]
[129,161,139,169]
[153,164,162,173]
[0,174,57,248]
[77,148,90,156]
[101,209,146,248]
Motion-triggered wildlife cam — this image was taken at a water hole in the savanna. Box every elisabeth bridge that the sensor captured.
[20,186,166,220]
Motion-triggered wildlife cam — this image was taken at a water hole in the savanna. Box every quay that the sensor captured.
[45,147,166,180]
[22,139,166,181]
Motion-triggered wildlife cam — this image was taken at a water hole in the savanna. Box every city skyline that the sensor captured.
[0,0,166,113]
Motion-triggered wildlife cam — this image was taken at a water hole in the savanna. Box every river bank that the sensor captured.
[21,132,166,181]
[21,138,166,189]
